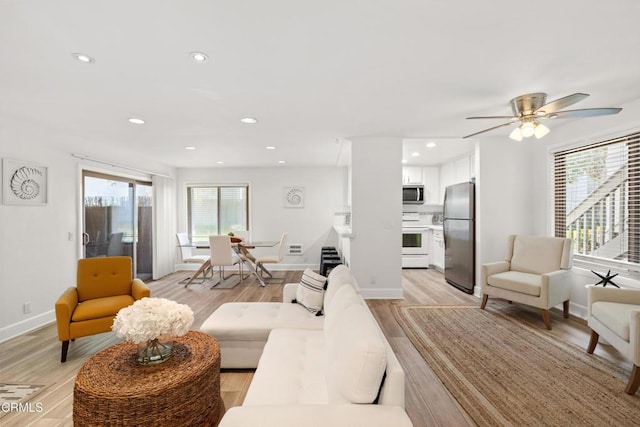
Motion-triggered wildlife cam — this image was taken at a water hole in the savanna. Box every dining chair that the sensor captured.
[176,232,211,285]
[209,235,243,288]
[255,232,288,286]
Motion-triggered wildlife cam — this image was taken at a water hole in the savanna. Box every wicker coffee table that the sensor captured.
[73,331,224,426]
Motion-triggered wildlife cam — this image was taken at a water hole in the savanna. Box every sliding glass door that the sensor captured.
[82,171,153,280]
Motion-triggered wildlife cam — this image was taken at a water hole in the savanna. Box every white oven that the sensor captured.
[402,227,429,255]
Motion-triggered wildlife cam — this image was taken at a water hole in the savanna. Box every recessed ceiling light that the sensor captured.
[426,142,437,148]
[190,51,208,63]
[401,159,408,164]
[128,118,145,125]
[411,152,420,157]
[265,146,277,150]
[277,160,286,164]
[185,146,196,150]
[72,53,95,63]
[216,161,224,165]
[241,117,258,124]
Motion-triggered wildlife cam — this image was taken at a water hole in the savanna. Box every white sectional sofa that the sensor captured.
[200,265,412,427]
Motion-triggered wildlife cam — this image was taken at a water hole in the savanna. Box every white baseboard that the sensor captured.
[360,288,405,299]
[0,310,55,343]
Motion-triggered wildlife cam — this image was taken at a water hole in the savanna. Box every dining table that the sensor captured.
[180,238,278,287]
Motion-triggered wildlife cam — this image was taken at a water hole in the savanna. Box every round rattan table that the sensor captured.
[73,331,224,426]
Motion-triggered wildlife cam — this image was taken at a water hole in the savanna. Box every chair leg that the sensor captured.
[563,300,570,318]
[625,365,640,395]
[61,340,70,363]
[480,294,488,309]
[541,309,551,330]
[587,330,599,354]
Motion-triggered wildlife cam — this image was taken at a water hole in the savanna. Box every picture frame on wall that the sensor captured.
[284,186,304,208]
[2,158,49,205]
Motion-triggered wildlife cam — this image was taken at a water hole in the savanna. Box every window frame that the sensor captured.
[552,131,640,279]
[186,184,249,243]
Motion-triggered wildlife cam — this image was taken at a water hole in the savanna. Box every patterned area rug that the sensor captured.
[392,305,640,427]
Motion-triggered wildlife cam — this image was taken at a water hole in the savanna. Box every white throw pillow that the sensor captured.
[293,269,327,315]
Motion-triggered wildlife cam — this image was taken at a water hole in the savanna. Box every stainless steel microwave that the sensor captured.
[403,185,425,204]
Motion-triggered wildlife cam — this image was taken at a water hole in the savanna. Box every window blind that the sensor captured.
[554,132,640,268]
[187,185,248,241]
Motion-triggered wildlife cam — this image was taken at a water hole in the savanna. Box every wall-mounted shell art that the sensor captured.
[284,186,304,208]
[2,159,48,205]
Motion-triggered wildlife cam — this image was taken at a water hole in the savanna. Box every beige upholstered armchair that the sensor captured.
[586,285,640,394]
[480,235,573,329]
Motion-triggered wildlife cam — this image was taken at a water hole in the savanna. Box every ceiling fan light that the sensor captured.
[521,122,536,138]
[534,123,550,139]
[509,127,524,141]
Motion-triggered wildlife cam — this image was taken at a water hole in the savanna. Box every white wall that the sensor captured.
[176,167,348,270]
[349,137,403,299]
[475,137,535,297]
[0,123,175,342]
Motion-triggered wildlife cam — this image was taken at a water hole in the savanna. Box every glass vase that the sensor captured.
[137,337,173,365]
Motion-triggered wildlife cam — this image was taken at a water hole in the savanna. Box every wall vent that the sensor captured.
[287,244,303,256]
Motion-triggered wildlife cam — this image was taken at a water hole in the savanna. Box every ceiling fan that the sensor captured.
[463,92,622,141]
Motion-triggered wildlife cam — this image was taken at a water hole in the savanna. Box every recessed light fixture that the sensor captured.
[185,146,196,150]
[240,117,258,124]
[426,142,437,148]
[277,160,286,164]
[128,118,145,125]
[72,53,95,63]
[190,51,208,63]
[401,159,408,164]
[265,146,276,150]
[411,152,420,157]
[216,161,224,165]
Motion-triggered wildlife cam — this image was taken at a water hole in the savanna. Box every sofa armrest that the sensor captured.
[55,287,79,341]
[481,261,510,286]
[588,285,640,320]
[131,278,151,300]
[282,282,298,303]
[541,269,572,307]
[218,405,413,427]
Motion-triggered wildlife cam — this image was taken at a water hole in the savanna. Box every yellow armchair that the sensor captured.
[55,256,150,362]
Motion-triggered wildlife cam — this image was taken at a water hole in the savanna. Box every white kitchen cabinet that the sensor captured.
[431,229,445,271]
[454,156,471,183]
[439,162,454,204]
[402,166,423,184]
[422,166,440,204]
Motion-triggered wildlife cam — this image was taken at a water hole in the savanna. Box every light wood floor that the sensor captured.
[0,268,628,427]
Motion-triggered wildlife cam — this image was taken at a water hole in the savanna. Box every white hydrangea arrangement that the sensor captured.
[112,297,194,343]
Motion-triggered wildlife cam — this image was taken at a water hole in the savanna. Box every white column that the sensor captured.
[349,137,403,299]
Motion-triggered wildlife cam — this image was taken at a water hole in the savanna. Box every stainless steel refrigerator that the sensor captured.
[443,181,475,294]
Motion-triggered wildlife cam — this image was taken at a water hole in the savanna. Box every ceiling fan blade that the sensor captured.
[463,122,514,138]
[548,107,622,119]
[535,93,589,115]
[466,115,518,120]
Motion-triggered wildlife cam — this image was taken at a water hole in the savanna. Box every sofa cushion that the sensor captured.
[200,302,323,342]
[510,235,566,275]
[592,301,637,341]
[71,295,135,322]
[324,285,362,338]
[243,328,329,405]
[326,303,387,404]
[295,269,327,314]
[324,265,359,313]
[487,271,542,296]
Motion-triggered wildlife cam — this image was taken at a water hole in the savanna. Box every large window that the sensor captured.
[554,132,640,271]
[187,185,248,244]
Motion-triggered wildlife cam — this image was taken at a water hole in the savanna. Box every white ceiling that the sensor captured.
[2,1,639,169]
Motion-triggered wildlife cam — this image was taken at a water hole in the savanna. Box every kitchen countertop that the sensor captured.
[427,225,443,231]
[333,225,353,238]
